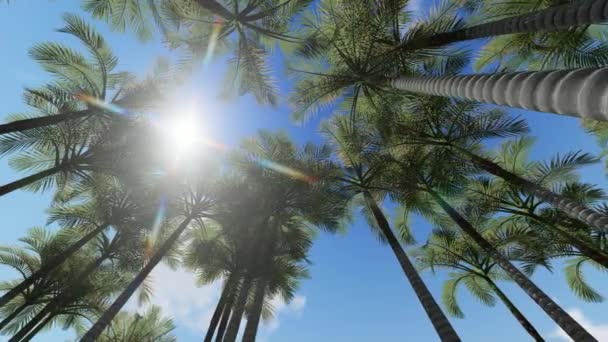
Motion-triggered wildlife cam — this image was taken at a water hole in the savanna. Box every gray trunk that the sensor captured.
[389,68,608,121]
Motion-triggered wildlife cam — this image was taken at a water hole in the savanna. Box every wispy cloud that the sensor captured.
[549,308,608,341]
[128,264,306,340]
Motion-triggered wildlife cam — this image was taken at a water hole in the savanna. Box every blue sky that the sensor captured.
[1,1,608,342]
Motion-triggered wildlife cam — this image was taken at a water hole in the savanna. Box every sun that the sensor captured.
[167,117,199,154]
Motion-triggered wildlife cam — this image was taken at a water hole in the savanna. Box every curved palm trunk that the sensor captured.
[0,165,64,197]
[428,189,597,342]
[484,277,544,341]
[0,223,109,308]
[0,110,92,135]
[389,68,608,121]
[223,276,253,342]
[79,217,193,342]
[363,192,461,342]
[453,146,608,232]
[242,278,267,342]
[205,274,238,342]
[408,0,608,50]
[216,288,235,342]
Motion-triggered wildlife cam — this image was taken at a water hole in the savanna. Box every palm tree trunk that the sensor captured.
[389,67,608,121]
[363,192,461,342]
[9,250,113,340]
[0,165,64,197]
[428,189,597,342]
[408,0,608,50]
[453,146,608,231]
[483,277,545,341]
[242,278,267,342]
[0,110,92,135]
[79,217,193,342]
[0,301,30,331]
[9,301,55,342]
[223,276,253,342]
[20,313,53,342]
[205,273,238,342]
[216,287,235,342]
[0,223,109,308]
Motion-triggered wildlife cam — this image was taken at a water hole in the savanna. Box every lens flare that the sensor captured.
[203,18,224,71]
[74,94,130,115]
[145,196,167,258]
[255,158,316,183]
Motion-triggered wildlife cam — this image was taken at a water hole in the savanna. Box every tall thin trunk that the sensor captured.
[0,223,109,308]
[223,276,253,342]
[453,146,608,231]
[0,165,64,197]
[79,217,193,342]
[9,301,54,342]
[216,286,236,342]
[389,68,608,121]
[242,278,267,342]
[20,313,53,342]
[363,192,461,342]
[407,0,608,50]
[0,301,29,331]
[428,189,597,342]
[483,277,545,342]
[9,251,112,341]
[0,110,92,135]
[206,273,238,342]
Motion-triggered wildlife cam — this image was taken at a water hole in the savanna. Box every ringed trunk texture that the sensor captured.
[456,147,608,231]
[0,223,109,308]
[363,192,461,342]
[223,276,253,342]
[484,277,545,341]
[429,189,597,342]
[205,273,238,342]
[242,278,267,342]
[0,165,64,197]
[409,0,608,49]
[79,217,193,342]
[389,68,608,121]
[0,110,92,135]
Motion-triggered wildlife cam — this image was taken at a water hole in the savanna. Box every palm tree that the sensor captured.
[416,228,545,341]
[77,306,176,342]
[79,168,219,341]
[463,138,608,267]
[403,0,608,52]
[0,176,153,308]
[377,96,608,233]
[292,0,608,122]
[322,115,461,342]
[470,0,608,71]
[384,144,596,341]
[0,14,166,135]
[84,0,312,105]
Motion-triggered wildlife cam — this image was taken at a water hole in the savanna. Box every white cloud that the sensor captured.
[126,264,222,333]
[549,308,608,341]
[127,265,307,340]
